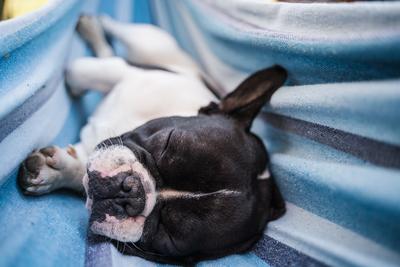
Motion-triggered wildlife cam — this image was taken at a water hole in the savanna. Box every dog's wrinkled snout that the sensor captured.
[118,198,145,217]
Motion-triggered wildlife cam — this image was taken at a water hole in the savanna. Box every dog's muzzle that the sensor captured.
[88,170,146,217]
[84,144,157,242]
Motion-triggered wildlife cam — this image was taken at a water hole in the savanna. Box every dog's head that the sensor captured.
[84,66,286,244]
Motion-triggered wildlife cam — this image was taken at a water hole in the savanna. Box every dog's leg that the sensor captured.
[77,15,114,58]
[18,144,87,195]
[99,15,200,74]
[65,57,132,95]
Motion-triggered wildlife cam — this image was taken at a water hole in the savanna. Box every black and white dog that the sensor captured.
[18,16,286,264]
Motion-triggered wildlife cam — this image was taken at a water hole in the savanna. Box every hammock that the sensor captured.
[0,0,399,266]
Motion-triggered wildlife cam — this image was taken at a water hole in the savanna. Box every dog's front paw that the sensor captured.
[18,146,72,195]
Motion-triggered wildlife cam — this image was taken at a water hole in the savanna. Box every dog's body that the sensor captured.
[67,16,217,164]
[73,57,215,160]
[18,16,286,264]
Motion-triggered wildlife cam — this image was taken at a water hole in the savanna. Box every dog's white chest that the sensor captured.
[79,70,215,153]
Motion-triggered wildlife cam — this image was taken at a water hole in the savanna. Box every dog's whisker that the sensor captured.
[129,242,164,256]
[124,242,134,251]
[130,242,142,252]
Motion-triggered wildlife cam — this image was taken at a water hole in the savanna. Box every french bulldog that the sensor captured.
[18,15,286,265]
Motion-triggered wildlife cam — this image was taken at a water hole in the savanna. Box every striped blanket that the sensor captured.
[0,0,399,267]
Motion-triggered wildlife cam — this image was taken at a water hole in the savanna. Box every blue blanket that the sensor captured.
[0,0,399,267]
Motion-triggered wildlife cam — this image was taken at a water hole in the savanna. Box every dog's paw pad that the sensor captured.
[23,185,52,196]
[39,146,56,157]
[18,147,65,195]
[24,154,44,174]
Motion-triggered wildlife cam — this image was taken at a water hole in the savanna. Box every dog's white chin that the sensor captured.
[91,214,146,242]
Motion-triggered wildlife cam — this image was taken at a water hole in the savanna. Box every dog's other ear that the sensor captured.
[199,65,287,131]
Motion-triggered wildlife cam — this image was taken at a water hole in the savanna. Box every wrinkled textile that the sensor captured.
[0,1,399,267]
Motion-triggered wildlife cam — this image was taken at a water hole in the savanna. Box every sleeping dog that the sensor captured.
[18,16,286,264]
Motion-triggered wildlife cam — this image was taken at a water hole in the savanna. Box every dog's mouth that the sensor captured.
[83,144,157,243]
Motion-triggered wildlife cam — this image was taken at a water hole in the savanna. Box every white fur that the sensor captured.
[88,145,137,177]
[77,66,215,153]
[159,189,241,200]
[258,168,271,180]
[83,174,93,210]
[99,15,201,75]
[91,214,146,242]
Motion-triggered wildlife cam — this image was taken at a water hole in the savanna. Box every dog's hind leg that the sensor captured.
[18,144,87,195]
[65,57,132,96]
[77,15,114,58]
[99,15,200,74]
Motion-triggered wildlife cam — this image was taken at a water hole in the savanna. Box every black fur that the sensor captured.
[89,65,287,264]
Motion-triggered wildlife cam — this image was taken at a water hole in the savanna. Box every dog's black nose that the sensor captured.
[88,170,146,216]
[119,174,146,216]
[122,175,140,192]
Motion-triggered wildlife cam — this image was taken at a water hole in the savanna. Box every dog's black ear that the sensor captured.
[199,65,287,131]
